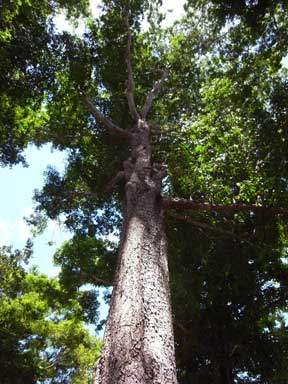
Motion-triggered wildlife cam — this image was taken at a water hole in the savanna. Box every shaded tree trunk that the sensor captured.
[94,122,177,383]
[219,365,234,384]
[218,331,235,384]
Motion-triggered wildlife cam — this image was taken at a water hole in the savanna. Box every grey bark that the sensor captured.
[94,121,177,384]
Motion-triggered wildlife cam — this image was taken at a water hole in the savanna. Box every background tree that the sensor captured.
[0,242,101,384]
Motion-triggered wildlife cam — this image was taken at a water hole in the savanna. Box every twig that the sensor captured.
[80,270,113,286]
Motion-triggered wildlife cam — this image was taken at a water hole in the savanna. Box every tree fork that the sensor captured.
[79,93,133,140]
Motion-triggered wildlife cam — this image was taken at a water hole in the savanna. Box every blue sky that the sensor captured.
[0,144,69,275]
[0,144,110,333]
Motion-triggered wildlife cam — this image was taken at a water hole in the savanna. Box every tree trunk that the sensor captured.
[219,365,234,384]
[94,124,177,383]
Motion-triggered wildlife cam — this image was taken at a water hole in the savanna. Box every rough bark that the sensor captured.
[94,121,177,384]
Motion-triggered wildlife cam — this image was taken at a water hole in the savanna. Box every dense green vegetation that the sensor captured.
[0,242,101,383]
[1,0,287,382]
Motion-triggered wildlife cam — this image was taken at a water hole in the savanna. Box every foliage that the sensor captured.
[0,0,89,166]
[0,242,101,384]
[159,2,288,382]
[53,234,116,302]
[168,213,288,383]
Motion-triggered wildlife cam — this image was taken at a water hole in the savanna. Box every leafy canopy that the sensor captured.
[0,242,101,384]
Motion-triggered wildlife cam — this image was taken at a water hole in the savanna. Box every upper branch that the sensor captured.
[141,69,168,118]
[163,198,288,215]
[80,94,132,140]
[125,16,140,122]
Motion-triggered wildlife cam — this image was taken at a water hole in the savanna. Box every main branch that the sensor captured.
[80,94,132,140]
[163,198,288,215]
[141,70,168,118]
[125,16,140,121]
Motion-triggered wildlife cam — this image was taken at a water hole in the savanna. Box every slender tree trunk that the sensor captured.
[219,365,234,384]
[94,123,177,383]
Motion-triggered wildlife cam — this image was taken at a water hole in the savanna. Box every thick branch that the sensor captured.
[91,275,114,287]
[125,17,140,121]
[141,70,168,118]
[105,171,125,193]
[163,198,288,215]
[80,94,132,140]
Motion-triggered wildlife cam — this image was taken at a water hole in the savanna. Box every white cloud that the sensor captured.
[89,0,103,18]
[105,232,119,245]
[23,207,34,216]
[162,0,185,26]
[15,217,31,242]
[54,13,85,35]
[54,0,103,35]
[0,207,34,247]
[281,54,288,69]
[54,0,185,35]
[0,218,11,246]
